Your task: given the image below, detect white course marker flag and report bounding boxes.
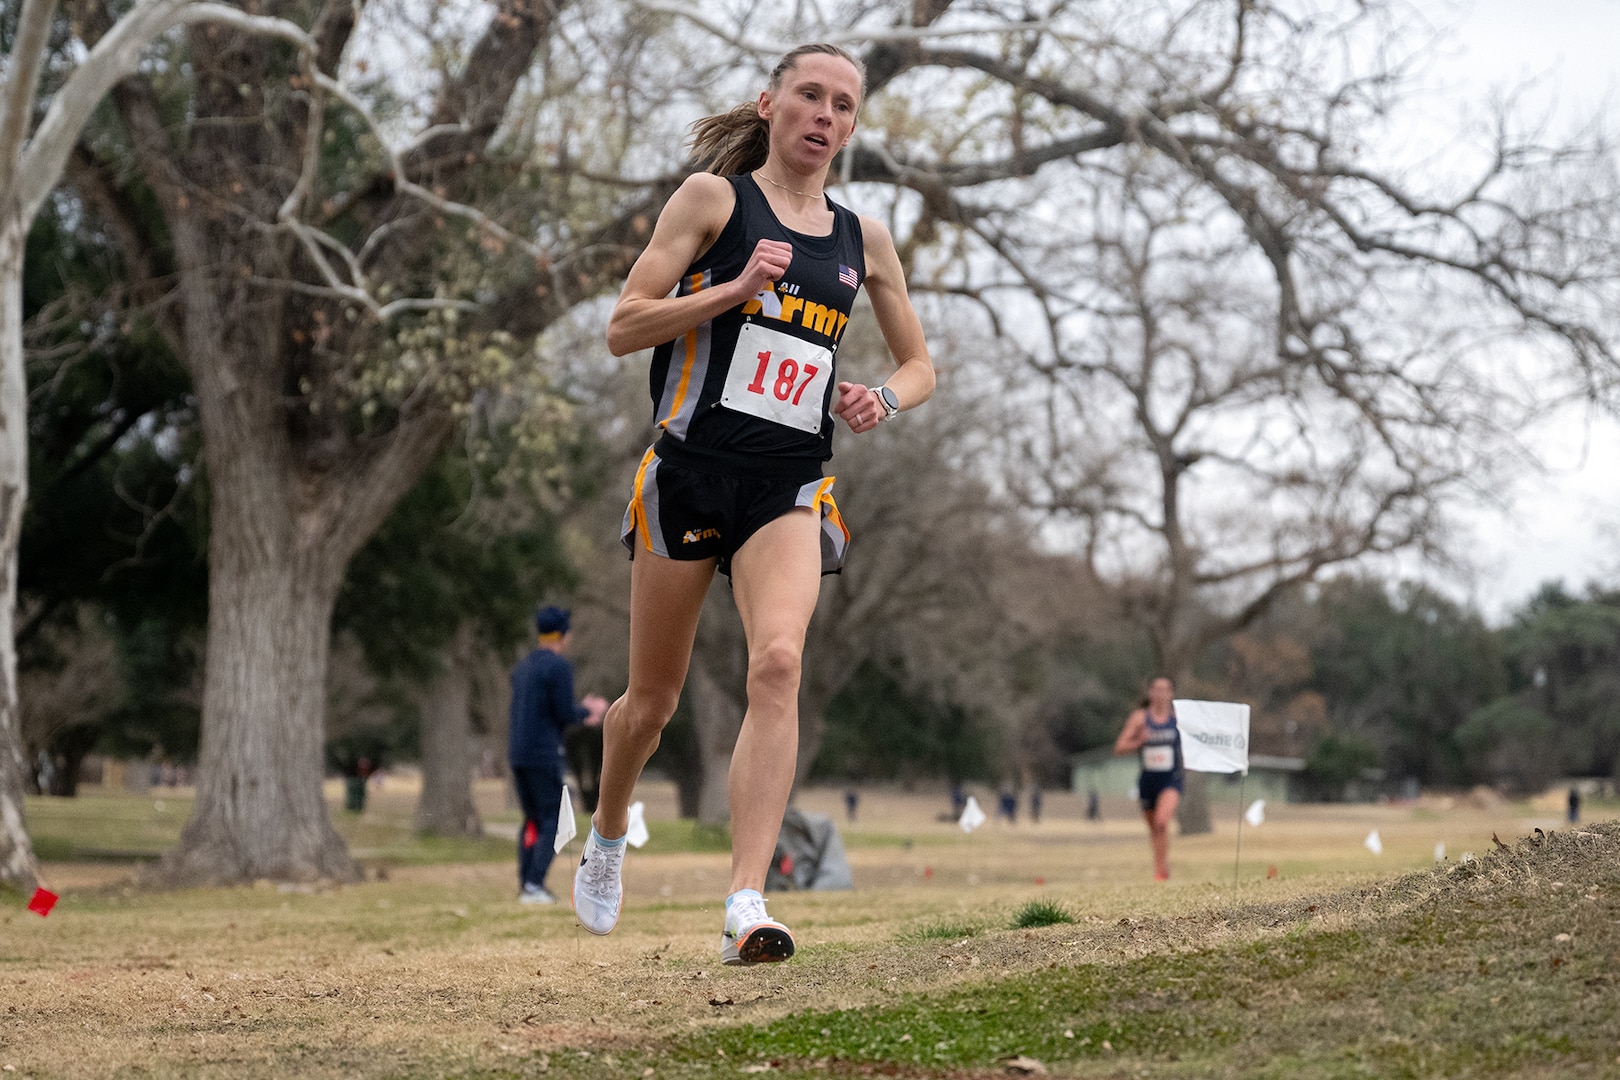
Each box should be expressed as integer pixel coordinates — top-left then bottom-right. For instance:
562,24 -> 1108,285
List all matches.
1173,700 -> 1251,774
1364,829 -> 1383,855
1434,841 -> 1446,862
626,800 -> 650,849
553,784 -> 577,853
959,795 -> 987,833
1245,799 -> 1266,827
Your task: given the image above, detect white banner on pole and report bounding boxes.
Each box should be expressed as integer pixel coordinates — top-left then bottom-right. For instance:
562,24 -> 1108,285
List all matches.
1173,699 -> 1251,774
1364,829 -> 1383,855
553,784 -> 577,853
1245,799 -> 1266,827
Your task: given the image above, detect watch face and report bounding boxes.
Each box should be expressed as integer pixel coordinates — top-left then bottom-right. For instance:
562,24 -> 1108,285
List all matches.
879,386 -> 899,415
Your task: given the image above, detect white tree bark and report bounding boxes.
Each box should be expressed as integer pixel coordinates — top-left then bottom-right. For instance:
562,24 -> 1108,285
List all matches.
0,212 -> 38,891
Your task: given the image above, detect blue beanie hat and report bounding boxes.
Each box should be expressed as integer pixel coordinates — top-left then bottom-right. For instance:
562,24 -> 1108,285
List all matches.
534,606 -> 571,635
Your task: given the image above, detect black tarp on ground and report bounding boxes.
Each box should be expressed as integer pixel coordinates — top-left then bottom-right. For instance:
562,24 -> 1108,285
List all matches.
766,806 -> 854,891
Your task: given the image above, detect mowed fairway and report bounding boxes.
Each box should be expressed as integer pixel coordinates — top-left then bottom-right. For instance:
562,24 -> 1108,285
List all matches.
5,782 -> 1617,1078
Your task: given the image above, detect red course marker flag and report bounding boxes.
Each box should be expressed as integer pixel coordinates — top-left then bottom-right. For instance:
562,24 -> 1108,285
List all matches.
27,888 -> 59,917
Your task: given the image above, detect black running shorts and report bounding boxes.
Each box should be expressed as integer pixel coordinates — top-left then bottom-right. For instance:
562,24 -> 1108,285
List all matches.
1138,770 -> 1184,812
620,441 -> 849,577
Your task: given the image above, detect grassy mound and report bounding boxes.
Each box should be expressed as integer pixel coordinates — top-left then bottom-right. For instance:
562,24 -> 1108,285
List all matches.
553,823 -> 1620,1079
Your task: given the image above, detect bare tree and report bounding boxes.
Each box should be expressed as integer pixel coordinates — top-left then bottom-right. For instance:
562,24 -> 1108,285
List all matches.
993,163 -> 1517,828
1007,166 -> 1501,669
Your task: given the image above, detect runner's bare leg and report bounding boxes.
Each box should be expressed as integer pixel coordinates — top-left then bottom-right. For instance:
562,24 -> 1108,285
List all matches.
593,550 -> 716,840
725,508 -> 823,894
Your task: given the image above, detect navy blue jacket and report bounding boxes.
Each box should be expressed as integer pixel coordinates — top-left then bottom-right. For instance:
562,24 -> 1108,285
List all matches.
508,647 -> 587,768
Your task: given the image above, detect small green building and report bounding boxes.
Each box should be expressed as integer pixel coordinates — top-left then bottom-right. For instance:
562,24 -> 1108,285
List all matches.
1069,747 -> 1305,804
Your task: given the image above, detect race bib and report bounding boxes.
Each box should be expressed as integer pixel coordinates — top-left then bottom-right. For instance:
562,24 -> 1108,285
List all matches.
720,321 -> 834,434
1142,745 -> 1175,772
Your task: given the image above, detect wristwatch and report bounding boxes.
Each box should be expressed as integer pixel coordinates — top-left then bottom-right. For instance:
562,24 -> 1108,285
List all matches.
875,384 -> 900,421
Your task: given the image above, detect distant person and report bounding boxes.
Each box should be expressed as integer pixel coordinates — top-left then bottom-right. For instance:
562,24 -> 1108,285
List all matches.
997,786 -> 1018,824
510,606 -> 608,905
843,787 -> 859,822
338,752 -> 376,813
950,783 -> 967,818
1568,786 -> 1581,824
1085,786 -> 1101,822
1028,783 -> 1043,825
1114,675 -> 1183,881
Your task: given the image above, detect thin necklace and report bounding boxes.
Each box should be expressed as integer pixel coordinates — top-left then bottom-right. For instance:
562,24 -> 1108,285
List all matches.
755,170 -> 823,200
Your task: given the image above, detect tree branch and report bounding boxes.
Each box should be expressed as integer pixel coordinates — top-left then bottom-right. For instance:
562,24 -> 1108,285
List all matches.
17,0 -> 217,219
0,0 -> 59,200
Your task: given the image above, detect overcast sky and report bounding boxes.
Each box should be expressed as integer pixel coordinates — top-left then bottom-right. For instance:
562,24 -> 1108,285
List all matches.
1423,0 -> 1620,620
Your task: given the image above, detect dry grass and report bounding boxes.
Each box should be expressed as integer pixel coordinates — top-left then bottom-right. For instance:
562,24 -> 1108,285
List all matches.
3,782 -> 1612,1078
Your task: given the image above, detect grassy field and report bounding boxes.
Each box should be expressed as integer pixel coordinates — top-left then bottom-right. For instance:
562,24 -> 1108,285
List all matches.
5,781 -> 1617,1078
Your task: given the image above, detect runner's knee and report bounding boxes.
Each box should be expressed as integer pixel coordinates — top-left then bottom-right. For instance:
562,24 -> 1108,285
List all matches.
614,689 -> 680,740
746,638 -> 803,707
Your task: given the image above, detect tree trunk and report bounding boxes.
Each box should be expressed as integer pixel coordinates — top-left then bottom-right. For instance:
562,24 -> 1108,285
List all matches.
153,513 -> 357,885
794,692 -> 830,789
414,623 -> 482,837
1177,772 -> 1213,836
687,661 -> 743,829
0,214 -> 40,892
139,179 -> 453,882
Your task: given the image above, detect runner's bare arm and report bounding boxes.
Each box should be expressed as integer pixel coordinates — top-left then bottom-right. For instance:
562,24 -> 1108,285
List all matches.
834,216 -> 934,428
607,174 -> 788,356
1114,710 -> 1147,755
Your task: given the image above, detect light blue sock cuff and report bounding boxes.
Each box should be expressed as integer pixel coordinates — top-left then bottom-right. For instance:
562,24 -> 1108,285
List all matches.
591,828 -> 627,848
725,889 -> 763,910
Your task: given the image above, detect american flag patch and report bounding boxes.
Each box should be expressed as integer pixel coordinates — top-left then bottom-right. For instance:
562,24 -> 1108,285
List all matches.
838,263 -> 860,289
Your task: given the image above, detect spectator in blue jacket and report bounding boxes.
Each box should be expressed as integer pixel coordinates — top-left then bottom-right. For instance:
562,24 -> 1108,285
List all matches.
510,606 -> 606,904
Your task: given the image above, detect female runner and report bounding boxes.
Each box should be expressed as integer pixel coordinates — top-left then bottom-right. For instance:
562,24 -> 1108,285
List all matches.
573,43 -> 934,965
1113,675 -> 1183,881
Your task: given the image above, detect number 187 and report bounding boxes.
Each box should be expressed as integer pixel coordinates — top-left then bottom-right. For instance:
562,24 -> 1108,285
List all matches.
747,350 -> 819,404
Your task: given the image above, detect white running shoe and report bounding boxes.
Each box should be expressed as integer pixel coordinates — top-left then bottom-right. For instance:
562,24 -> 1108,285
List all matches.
572,829 -> 625,935
519,884 -> 556,905
720,891 -> 795,966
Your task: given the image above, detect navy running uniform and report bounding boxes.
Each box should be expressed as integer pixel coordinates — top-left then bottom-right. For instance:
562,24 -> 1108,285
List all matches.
621,175 -> 863,574
1138,709 -> 1185,812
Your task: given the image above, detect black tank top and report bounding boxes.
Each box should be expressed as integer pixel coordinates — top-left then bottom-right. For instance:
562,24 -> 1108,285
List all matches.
646,175 -> 866,470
